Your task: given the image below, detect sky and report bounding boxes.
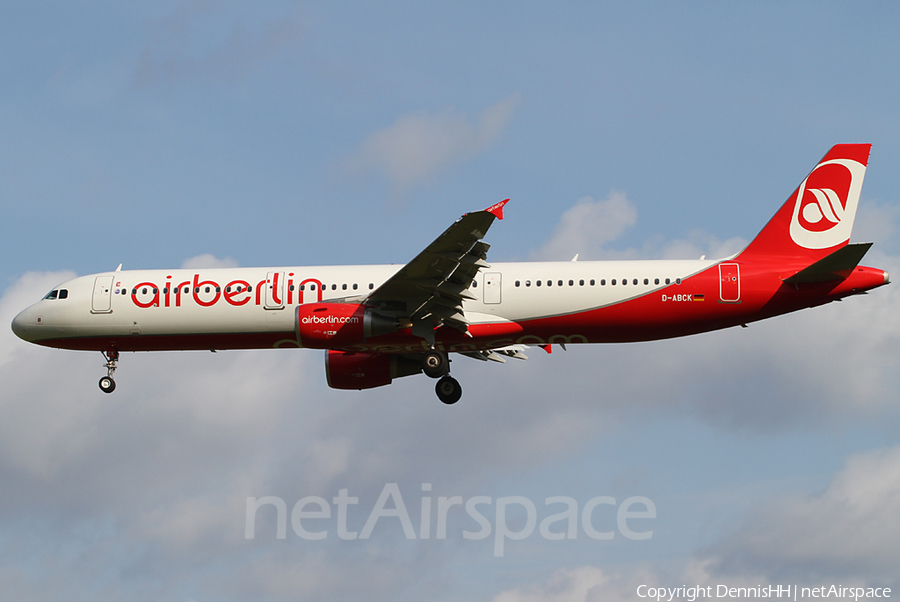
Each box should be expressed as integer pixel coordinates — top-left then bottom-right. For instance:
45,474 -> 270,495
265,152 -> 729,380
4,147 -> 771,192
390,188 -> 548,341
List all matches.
2,2 -> 900,600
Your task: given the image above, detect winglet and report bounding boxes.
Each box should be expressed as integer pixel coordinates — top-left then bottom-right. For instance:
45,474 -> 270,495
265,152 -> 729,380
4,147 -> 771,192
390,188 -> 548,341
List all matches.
485,199 -> 510,220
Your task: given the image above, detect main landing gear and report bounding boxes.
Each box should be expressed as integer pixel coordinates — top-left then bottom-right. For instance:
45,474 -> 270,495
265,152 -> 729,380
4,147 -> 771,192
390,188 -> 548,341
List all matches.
435,375 -> 462,405
99,349 -> 119,394
421,350 -> 462,405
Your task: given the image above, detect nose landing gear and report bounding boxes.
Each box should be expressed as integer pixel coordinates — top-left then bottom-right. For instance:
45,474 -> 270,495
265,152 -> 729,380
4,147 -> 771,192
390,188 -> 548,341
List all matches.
421,350 -> 462,404
99,349 -> 119,393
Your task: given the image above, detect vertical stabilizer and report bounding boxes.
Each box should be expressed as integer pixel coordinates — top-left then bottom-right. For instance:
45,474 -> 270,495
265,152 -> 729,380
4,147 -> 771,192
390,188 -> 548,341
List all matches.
737,144 -> 871,262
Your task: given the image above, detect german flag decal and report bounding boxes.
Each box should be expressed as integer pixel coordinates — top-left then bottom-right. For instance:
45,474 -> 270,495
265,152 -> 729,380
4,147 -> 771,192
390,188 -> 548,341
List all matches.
692,294 -> 705,301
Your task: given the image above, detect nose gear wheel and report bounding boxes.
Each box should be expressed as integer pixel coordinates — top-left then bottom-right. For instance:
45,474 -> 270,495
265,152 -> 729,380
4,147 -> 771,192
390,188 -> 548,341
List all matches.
100,350 -> 119,394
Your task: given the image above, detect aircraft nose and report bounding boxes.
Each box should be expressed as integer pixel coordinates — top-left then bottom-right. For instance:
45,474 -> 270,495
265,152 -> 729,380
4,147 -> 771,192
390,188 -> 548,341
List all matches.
11,308 -> 35,342
885,270 -> 891,285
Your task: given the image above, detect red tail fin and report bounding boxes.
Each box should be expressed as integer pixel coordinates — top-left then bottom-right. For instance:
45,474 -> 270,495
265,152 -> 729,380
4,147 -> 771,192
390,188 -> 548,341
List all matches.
737,144 -> 871,262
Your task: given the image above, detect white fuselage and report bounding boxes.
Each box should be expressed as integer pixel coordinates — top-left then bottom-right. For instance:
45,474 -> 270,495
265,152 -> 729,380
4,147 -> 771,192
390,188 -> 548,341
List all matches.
13,259 -> 716,351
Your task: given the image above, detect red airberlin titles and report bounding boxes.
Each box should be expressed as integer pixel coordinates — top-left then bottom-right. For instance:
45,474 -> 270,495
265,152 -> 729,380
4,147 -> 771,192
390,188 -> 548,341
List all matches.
12,145 -> 889,404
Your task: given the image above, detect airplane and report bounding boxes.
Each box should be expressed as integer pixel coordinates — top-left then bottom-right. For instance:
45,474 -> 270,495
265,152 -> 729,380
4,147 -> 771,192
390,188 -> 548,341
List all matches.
11,144 -> 889,404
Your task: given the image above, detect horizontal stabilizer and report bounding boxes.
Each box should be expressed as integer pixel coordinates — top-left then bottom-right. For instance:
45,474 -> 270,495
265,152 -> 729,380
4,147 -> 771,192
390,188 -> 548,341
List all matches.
783,242 -> 873,284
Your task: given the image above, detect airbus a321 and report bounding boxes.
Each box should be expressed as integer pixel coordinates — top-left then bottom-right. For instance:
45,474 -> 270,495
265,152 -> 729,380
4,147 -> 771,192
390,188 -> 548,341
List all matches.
12,144 -> 889,404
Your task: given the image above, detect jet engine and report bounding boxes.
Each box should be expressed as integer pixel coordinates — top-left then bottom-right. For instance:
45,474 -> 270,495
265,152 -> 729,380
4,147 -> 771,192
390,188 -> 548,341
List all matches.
296,303 -> 397,348
325,350 -> 422,390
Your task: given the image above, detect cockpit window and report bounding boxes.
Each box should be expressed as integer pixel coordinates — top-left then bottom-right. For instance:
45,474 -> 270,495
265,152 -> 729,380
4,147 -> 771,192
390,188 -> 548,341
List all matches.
43,290 -> 58,300
58,289 -> 68,299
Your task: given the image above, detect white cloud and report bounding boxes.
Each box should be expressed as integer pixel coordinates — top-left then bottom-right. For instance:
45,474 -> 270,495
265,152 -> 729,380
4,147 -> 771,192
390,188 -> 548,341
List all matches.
0,271 -> 75,368
658,230 -> 747,260
530,193 -> 747,261
133,4 -> 306,88
492,566 -> 637,602
853,201 -> 900,252
496,443 -> 900,600
706,445 -> 900,581
347,95 -> 519,198
1,211 -> 898,599
181,253 -> 240,269
530,192 -> 637,261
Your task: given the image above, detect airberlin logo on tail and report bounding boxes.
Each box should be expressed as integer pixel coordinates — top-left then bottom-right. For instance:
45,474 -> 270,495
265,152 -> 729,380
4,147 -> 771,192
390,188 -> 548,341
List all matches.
790,158 -> 866,250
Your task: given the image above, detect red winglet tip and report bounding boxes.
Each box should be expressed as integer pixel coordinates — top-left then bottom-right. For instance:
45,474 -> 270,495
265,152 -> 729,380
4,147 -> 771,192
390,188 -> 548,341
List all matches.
539,344 -> 552,354
485,199 -> 510,220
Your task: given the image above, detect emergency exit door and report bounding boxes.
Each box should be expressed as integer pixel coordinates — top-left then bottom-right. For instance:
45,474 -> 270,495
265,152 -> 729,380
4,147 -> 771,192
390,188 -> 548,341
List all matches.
718,263 -> 740,303
91,276 -> 114,313
484,272 -> 502,304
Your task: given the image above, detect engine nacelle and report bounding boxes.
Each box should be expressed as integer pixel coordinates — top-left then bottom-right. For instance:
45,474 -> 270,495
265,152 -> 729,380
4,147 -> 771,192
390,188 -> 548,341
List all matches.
296,303 -> 397,349
325,350 -> 422,390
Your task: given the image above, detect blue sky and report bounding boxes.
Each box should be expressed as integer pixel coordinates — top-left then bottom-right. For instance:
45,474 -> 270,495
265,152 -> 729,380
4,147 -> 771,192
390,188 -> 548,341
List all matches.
2,2 -> 900,600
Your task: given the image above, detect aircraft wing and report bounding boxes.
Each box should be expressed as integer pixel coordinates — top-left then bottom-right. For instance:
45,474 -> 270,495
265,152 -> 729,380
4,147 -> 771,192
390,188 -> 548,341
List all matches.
365,199 -> 508,346
460,344 -> 529,363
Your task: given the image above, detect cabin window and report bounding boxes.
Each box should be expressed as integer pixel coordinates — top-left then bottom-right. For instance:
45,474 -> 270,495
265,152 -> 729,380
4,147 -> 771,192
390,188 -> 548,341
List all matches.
600,279 -> 606,286
611,279 -> 617,285
665,278 -> 671,285
579,279 -> 585,286
558,280 -> 563,286
515,280 -> 520,287
310,285 -> 316,291
655,278 -> 660,285
525,280 -> 531,287
342,284 -> 347,290
353,283 -> 358,290
590,279 -> 595,286
546,280 -> 552,287
676,278 -> 682,284
369,283 -> 374,290
536,280 -> 542,287
568,280 -> 574,286
472,281 -> 478,288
